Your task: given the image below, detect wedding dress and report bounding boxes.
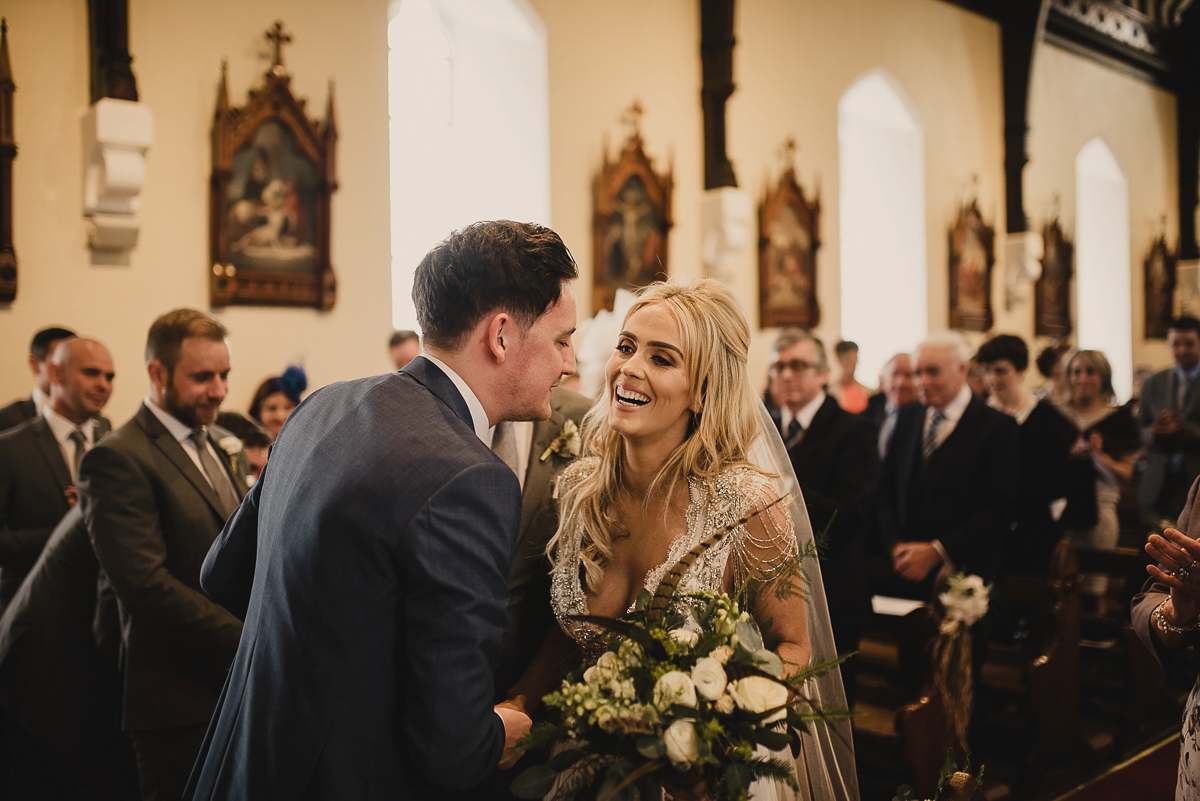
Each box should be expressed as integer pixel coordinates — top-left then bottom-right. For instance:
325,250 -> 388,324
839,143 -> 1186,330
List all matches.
548,406 -> 860,801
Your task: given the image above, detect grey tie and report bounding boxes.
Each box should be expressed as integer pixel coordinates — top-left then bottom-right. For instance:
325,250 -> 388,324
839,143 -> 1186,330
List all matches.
69,429 -> 87,482
492,421 -> 523,489
190,428 -> 240,518
1179,373 -> 1192,410
922,409 -> 945,462
785,418 -> 803,448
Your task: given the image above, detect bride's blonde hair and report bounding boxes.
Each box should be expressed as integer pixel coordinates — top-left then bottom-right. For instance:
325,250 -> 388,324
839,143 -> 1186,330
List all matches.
550,278 -> 765,590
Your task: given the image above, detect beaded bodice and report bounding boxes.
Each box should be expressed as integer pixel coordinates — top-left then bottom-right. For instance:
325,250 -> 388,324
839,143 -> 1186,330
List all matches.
549,458 -> 796,653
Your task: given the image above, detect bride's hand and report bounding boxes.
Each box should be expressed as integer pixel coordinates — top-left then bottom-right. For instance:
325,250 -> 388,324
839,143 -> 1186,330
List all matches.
494,702 -> 532,769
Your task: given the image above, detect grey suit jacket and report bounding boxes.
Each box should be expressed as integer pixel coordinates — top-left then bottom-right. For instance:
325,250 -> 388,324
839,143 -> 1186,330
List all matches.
1138,367 -> 1200,516
0,415 -> 111,611
1133,476 -> 1200,665
0,397 -> 36,432
78,403 -> 246,732
494,386 -> 593,700
188,357 -> 521,800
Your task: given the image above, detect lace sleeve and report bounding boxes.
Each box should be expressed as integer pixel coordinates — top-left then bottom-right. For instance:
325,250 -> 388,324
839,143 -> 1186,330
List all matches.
726,471 -> 800,594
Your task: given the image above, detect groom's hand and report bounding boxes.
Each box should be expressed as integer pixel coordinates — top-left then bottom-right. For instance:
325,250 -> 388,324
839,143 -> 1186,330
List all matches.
494,702 -> 532,769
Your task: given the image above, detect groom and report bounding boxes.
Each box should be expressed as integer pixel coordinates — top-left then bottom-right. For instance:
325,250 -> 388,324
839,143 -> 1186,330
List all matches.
187,221 -> 579,800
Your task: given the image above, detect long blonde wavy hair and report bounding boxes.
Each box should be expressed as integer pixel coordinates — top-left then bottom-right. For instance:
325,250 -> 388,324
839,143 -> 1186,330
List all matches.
549,279 -> 767,590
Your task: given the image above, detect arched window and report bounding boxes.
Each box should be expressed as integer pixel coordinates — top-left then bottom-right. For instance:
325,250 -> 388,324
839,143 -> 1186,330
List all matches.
388,0 -> 551,329
837,70 -> 927,383
1075,137 -> 1132,401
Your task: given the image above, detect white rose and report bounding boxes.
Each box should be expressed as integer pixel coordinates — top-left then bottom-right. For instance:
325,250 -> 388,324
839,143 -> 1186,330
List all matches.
653,670 -> 698,711
669,628 -> 699,647
715,694 -> 735,715
709,645 -> 733,665
218,436 -> 243,455
663,720 -> 699,767
728,676 -> 789,723
691,657 -> 727,701
596,651 -> 619,671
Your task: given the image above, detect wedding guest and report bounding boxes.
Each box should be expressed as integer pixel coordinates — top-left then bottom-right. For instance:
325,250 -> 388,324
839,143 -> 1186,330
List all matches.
1033,342 -> 1071,405
975,334 -> 1075,574
215,412 -> 273,485
0,338 -> 114,613
863,352 -> 918,459
390,329 -> 421,370
0,327 -> 76,432
1057,349 -> 1139,613
189,220 -> 576,799
831,340 -> 869,413
1139,316 -> 1200,524
248,366 -> 307,439
79,309 -> 249,801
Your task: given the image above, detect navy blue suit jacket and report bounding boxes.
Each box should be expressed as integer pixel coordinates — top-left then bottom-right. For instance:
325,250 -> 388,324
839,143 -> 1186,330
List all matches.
187,357 -> 521,800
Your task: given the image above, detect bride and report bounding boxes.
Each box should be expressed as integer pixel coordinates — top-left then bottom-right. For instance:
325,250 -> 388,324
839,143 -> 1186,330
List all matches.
506,279 -> 858,800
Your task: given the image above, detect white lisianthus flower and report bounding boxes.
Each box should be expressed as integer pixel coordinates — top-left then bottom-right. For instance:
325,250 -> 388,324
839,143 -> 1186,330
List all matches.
583,666 -> 601,686
618,639 -> 644,666
596,651 -> 620,671
669,627 -> 699,647
663,720 -> 700,767
710,645 -> 734,665
653,670 -> 698,710
728,676 -> 789,723
715,694 -> 735,715
691,657 -> 727,701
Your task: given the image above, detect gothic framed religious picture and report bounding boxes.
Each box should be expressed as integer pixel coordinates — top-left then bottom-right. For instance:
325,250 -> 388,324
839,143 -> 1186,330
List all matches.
948,199 -> 994,331
1144,234 -> 1176,339
210,22 -> 337,310
1035,218 -> 1073,337
592,102 -> 673,314
758,149 -> 820,329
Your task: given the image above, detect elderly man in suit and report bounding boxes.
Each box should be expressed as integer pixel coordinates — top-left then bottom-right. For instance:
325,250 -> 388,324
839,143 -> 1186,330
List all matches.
877,331 -> 1019,596
0,327 -> 76,432
0,337 -> 114,613
79,309 -> 248,801
0,507 -> 138,800
766,329 -> 879,707
188,221 -> 577,801
863,352 -> 918,459
1139,315 -> 1200,523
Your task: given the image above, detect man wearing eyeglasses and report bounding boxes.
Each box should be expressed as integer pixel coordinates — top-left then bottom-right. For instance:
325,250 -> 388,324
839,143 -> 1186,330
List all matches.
768,329 -> 879,707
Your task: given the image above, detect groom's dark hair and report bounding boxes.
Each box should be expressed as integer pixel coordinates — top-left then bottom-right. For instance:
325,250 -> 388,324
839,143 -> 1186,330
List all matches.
413,220 -> 578,352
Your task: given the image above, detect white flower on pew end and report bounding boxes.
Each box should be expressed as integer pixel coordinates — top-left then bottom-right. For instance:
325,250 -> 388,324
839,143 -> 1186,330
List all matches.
727,676 -> 789,723
939,572 -> 990,627
663,719 -> 700,767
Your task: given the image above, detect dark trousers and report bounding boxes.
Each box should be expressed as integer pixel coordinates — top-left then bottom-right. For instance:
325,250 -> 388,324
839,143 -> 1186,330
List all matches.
130,725 -> 207,801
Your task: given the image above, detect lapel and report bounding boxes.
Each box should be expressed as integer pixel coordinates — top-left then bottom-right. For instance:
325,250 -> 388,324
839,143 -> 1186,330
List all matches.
923,398 -> 980,484
134,404 -> 228,522
207,425 -> 250,500
521,403 -> 568,537
28,417 -> 73,493
401,356 -> 474,431
790,395 -> 838,462
92,416 -> 112,441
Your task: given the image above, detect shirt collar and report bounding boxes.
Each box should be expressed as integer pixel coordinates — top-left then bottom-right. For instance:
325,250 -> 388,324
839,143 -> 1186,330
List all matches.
932,384 -> 972,422
31,387 -> 46,414
41,404 -> 93,447
145,397 -> 200,445
1175,363 -> 1200,384
421,353 -> 491,445
792,391 -> 827,431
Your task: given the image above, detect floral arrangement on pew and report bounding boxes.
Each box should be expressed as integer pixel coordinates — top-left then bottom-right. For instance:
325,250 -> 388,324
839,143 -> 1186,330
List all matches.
511,497 -> 850,801
894,751 -> 985,801
931,572 -> 990,753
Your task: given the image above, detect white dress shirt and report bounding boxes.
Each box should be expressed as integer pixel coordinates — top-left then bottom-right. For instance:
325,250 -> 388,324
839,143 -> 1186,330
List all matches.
421,353 -> 491,445
923,384 -> 972,452
144,398 -> 230,491
41,405 -> 96,483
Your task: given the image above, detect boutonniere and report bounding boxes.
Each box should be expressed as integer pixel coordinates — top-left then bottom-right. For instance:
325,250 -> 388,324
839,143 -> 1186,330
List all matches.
539,419 -> 581,462
218,436 -> 244,474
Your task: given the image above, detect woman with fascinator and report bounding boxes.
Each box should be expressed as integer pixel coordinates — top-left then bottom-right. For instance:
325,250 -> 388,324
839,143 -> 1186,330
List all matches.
248,365 -> 308,439
505,279 -> 857,800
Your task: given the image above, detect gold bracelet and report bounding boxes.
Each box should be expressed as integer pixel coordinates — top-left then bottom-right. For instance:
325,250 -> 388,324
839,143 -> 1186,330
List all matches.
1152,598 -> 1200,635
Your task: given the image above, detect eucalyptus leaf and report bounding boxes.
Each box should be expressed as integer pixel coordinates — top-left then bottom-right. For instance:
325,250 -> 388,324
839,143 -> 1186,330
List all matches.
736,621 -> 764,652
754,649 -> 784,677
510,765 -> 560,799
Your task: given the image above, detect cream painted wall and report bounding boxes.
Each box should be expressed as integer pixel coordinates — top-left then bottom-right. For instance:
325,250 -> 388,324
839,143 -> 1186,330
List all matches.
0,0 -> 1182,415
1027,42 -> 1179,379
0,0 -> 392,427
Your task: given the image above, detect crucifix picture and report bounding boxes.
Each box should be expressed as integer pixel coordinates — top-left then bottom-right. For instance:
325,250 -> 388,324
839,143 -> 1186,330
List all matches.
210,21 -> 338,310
592,102 -> 673,314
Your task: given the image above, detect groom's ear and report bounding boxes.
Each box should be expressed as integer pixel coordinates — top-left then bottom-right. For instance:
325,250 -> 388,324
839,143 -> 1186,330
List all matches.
485,311 -> 511,364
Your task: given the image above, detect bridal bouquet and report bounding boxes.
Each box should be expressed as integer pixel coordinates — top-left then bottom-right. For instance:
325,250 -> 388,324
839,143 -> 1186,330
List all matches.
512,584 -> 844,801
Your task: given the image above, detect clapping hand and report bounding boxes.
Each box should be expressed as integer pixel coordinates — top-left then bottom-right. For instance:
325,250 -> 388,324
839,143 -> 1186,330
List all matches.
1146,527 -> 1200,624
1154,410 -> 1183,438
892,542 -> 942,582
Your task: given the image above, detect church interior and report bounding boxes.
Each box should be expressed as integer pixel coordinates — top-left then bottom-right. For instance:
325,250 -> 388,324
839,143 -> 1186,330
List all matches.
2,0 -> 1200,799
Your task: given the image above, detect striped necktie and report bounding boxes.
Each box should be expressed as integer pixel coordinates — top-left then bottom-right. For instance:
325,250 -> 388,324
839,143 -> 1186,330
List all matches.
922,409 -> 945,461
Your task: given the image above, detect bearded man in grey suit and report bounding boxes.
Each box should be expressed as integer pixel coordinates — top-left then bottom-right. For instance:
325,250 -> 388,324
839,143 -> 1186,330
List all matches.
79,309 -> 249,801
188,221 -> 578,801
0,337 -> 114,613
